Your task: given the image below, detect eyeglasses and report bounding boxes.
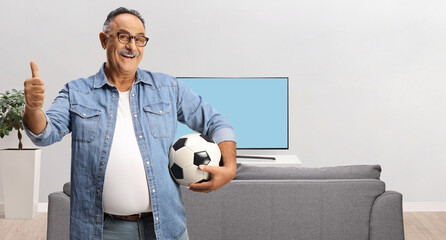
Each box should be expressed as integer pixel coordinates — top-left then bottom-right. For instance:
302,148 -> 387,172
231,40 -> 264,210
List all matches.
106,32 -> 149,47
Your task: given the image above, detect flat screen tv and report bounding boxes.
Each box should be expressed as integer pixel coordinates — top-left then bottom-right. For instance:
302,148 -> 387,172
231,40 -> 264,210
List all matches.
176,77 -> 289,150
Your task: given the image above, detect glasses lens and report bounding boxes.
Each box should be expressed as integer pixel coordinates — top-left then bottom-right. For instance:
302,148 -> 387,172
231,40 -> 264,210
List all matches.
135,36 -> 148,47
117,33 -> 130,44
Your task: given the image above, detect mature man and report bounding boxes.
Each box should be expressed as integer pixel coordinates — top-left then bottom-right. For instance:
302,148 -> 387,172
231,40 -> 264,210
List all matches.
23,7 -> 237,240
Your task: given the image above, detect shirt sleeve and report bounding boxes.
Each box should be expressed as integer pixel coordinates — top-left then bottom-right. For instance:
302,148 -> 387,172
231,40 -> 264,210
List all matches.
211,127 -> 237,144
23,84 -> 71,146
23,113 -> 53,142
175,79 -> 237,144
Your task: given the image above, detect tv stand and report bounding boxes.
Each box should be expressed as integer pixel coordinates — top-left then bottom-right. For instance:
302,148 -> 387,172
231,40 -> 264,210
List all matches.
236,155 -> 301,167
236,155 -> 276,160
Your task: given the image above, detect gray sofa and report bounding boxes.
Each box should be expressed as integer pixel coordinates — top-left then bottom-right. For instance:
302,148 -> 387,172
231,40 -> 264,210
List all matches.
47,164 -> 405,240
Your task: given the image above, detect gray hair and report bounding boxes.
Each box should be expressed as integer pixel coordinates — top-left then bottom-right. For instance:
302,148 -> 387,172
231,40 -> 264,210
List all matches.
102,7 -> 145,32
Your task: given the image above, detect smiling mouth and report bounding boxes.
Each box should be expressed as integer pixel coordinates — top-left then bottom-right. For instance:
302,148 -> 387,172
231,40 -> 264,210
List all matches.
121,53 -> 136,59
118,49 -> 139,59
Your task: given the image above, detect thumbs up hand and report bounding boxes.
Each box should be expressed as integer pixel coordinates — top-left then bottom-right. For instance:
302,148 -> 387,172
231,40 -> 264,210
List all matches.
24,61 -> 45,110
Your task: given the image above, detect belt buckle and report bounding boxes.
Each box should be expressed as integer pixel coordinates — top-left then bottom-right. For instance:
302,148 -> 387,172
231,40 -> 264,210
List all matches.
138,213 -> 142,219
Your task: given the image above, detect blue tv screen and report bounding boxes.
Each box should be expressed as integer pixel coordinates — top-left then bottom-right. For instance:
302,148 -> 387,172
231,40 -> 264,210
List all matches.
176,77 -> 289,149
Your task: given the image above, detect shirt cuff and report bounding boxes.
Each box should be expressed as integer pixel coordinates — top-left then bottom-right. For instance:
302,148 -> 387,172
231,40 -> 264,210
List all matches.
22,113 -> 52,141
211,128 -> 237,144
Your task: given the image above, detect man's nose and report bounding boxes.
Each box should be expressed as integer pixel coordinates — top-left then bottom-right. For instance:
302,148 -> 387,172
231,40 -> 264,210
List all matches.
125,38 -> 137,50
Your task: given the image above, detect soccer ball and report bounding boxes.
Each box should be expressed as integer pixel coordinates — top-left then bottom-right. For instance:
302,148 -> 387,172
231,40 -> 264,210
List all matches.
169,133 -> 222,186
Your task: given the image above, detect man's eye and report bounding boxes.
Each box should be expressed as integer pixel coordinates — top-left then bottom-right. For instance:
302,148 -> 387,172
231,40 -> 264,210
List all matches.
119,35 -> 129,40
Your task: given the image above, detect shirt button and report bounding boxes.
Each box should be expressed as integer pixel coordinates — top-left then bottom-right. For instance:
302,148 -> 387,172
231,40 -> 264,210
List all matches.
101,162 -> 105,166
134,114 -> 137,118
96,217 -> 100,221
146,161 -> 150,165
139,135 -> 143,138
82,113 -> 86,116
132,94 -> 135,97
159,110 -> 163,114
106,136 -> 110,140
112,94 -> 116,98
109,115 -> 113,118
152,189 -> 156,193
97,189 -> 101,193
155,217 -> 159,221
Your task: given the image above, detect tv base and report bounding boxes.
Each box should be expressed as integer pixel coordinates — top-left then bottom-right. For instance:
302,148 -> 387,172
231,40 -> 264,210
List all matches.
236,155 -> 276,160
236,155 -> 301,167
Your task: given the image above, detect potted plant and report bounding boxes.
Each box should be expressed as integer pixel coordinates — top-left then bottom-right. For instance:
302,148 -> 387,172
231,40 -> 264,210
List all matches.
0,89 -> 26,149
0,89 -> 41,219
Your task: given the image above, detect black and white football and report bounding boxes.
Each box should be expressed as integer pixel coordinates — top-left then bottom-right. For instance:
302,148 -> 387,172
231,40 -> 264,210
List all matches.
169,133 -> 221,186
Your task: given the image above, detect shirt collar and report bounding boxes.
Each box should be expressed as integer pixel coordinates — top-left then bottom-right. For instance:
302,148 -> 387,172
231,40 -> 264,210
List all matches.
134,68 -> 153,85
93,63 -> 153,88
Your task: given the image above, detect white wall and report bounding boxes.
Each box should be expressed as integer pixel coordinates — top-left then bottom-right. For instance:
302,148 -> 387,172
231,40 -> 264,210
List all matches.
1,0 -> 445,206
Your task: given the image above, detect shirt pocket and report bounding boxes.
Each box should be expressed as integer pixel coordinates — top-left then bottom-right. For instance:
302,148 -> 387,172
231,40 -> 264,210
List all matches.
69,104 -> 102,143
143,102 -> 174,138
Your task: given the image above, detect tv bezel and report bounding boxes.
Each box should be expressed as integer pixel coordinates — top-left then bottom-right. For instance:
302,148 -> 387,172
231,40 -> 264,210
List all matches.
176,76 -> 289,150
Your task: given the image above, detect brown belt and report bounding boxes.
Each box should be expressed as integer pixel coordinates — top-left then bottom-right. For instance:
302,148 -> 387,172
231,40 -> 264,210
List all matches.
105,212 -> 153,221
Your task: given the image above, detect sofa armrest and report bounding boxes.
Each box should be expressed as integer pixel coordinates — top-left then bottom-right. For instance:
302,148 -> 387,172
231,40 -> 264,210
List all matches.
370,191 -> 405,240
47,191 -> 70,240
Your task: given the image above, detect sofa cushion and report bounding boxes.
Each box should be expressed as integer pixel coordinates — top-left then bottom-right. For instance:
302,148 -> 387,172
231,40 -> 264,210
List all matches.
234,164 -> 381,180
182,179 -> 386,240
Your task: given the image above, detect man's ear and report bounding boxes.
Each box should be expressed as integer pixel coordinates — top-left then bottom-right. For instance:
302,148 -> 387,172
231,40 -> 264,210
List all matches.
99,32 -> 107,49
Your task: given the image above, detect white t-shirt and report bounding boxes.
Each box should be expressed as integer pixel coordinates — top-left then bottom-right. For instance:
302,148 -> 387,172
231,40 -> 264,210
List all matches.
102,90 -> 152,215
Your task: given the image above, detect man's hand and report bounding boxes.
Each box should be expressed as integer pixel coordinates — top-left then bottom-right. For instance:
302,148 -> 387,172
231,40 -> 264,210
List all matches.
24,61 -> 45,110
189,141 -> 237,193
23,61 -> 47,135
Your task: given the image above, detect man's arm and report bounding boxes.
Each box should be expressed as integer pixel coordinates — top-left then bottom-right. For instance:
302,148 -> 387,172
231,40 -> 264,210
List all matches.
189,140 -> 237,193
23,108 -> 47,135
175,78 -> 237,193
23,61 -> 47,135
23,61 -> 70,146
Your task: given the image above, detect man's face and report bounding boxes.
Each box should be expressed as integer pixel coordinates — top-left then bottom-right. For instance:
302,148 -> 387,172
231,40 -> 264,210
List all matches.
101,14 -> 145,76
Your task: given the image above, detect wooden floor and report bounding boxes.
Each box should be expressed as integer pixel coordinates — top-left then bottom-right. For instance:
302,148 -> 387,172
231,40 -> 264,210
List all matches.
404,212 -> 446,240
0,213 -> 47,240
0,212 -> 445,240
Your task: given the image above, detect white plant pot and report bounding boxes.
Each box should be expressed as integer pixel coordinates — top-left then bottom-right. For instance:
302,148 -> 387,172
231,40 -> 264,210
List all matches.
0,149 -> 41,219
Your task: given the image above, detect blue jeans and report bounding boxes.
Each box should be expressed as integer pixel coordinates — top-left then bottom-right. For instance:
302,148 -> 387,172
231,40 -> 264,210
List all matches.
103,214 -> 189,240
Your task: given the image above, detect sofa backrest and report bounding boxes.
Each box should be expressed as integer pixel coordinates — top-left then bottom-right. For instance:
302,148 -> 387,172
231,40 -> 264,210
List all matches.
62,164 -> 382,196
234,164 -> 381,180
63,182 -> 71,196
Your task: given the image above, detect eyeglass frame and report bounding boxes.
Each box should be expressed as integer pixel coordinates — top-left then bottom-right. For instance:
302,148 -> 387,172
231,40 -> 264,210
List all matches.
105,32 -> 149,47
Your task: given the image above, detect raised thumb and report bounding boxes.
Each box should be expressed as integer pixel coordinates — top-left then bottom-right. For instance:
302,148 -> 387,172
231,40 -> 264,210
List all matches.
30,61 -> 39,78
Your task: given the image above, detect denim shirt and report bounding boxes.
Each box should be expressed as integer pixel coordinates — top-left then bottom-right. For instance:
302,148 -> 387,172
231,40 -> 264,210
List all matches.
24,63 -> 236,240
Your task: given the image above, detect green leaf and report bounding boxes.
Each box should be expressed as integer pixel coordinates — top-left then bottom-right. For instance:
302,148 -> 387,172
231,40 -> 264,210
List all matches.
0,88 -> 25,142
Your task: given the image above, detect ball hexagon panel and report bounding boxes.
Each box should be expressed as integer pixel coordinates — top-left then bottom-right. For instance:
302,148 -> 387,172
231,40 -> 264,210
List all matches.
184,135 -> 207,153
205,142 -> 221,165
183,165 -> 209,183
175,178 -> 191,186
172,147 -> 195,169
